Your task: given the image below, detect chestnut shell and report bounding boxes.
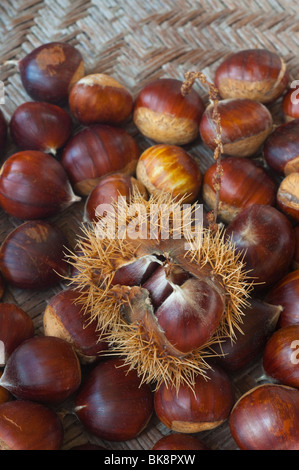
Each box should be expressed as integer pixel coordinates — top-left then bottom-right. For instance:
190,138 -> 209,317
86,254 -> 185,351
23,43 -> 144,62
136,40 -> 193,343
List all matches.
18,42 -> 84,105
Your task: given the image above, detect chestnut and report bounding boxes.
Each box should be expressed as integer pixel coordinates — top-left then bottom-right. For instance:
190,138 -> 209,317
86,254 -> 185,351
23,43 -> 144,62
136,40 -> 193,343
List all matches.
17,41 -> 84,105
0,336 -> 81,404
61,124 -> 139,196
214,49 -> 289,103
136,144 -> 202,203
0,273 -> 4,300
282,86 -> 299,121
0,400 -> 64,450
152,433 -> 209,450
10,101 -> 73,155
133,78 -> 205,145
229,384 -> 299,450
199,98 -> 273,157
0,150 -> 80,220
203,157 -> 276,223
225,204 -> 295,289
212,298 -> 281,373
74,358 -> 154,441
154,364 -> 235,433
43,288 -> 108,364
263,119 -> 299,175
0,220 -> 70,289
0,372 -> 12,405
263,325 -> 299,388
0,109 -> 7,157
69,73 -> 133,125
0,303 -> 34,365
266,270 -> 299,328
84,172 -> 147,222
277,172 -> 299,222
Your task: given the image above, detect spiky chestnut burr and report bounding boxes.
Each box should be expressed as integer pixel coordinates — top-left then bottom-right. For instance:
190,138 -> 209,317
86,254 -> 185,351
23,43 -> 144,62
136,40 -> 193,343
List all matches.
66,73 -> 253,390
67,190 -> 252,390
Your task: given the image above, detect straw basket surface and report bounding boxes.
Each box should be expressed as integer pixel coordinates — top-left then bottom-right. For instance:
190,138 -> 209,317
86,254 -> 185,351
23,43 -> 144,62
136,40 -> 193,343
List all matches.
0,0 -> 298,450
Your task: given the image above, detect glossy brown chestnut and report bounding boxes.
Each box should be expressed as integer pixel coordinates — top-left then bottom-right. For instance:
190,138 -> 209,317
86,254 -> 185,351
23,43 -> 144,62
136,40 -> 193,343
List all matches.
203,157 -> 276,223
0,400 -> 64,450
154,365 -> 235,433
214,49 -> 289,103
43,288 -> 108,364
10,102 -> 73,155
0,273 -> 4,300
263,119 -> 299,175
136,144 -> 202,203
0,336 -> 81,404
133,78 -> 205,145
266,270 -> 299,328
229,384 -> 299,450
0,109 -> 7,157
0,372 -> 12,405
225,204 -> 295,289
152,433 -> 209,450
69,73 -> 133,125
263,325 -> 299,388
0,220 -> 70,289
277,172 -> 299,222
18,41 -> 84,105
74,358 -> 154,441
212,298 -> 281,373
199,98 -> 273,157
0,303 -> 34,365
84,173 -> 147,222
61,124 -> 139,196
0,150 -> 80,220
282,86 -> 299,121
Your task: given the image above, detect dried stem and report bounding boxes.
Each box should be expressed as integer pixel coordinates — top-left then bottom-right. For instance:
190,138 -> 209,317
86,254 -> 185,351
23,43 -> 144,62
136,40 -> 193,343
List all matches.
181,71 -> 223,231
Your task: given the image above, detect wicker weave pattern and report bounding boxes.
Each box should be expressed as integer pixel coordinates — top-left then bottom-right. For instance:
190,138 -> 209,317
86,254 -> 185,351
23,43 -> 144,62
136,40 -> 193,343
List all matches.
0,0 -> 298,450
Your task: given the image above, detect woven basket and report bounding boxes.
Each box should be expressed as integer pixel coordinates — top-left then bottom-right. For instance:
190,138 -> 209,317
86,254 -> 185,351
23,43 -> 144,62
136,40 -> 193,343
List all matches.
0,0 -> 297,450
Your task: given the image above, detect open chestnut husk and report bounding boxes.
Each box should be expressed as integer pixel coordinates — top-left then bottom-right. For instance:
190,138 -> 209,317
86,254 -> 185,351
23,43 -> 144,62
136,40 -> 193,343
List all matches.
43,288 -> 108,364
0,400 -> 64,450
10,102 -> 73,155
0,336 -> 81,404
225,204 -> 295,289
16,41 -> 84,105
69,73 -> 133,125
229,384 -> 299,450
266,270 -> 299,327
0,220 -> 70,289
61,124 -> 139,196
263,325 -> 299,388
263,119 -> 299,175
74,358 -> 154,441
0,303 -> 34,365
67,190 -> 252,390
199,98 -> 273,157
154,364 -> 235,433
133,78 -> 205,145
136,144 -> 202,203
203,157 -> 276,223
212,298 -> 281,373
214,48 -> 289,103
0,150 -> 80,220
